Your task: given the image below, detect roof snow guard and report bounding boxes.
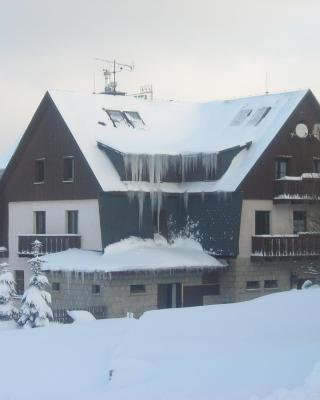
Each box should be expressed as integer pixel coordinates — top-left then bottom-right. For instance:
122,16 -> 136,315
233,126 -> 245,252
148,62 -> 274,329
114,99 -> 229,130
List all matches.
97,142 -> 250,183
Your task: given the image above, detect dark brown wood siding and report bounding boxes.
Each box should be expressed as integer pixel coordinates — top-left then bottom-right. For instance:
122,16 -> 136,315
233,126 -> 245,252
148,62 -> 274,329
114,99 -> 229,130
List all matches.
2,94 -> 101,202
238,91 -> 320,199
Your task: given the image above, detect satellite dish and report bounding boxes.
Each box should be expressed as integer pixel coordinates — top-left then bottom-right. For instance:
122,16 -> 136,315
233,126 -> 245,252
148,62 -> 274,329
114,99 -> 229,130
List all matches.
295,123 -> 309,138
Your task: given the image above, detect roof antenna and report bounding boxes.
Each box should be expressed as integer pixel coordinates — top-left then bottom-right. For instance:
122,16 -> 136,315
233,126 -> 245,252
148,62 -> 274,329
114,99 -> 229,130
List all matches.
94,58 -> 134,95
265,72 -> 269,95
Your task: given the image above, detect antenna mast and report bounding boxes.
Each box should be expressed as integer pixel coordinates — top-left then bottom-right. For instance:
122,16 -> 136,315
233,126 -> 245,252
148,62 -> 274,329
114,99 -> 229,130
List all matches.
95,58 -> 134,95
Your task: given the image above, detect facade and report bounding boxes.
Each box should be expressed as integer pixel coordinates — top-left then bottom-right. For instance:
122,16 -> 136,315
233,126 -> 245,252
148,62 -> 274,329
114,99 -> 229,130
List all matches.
1,88 -> 320,319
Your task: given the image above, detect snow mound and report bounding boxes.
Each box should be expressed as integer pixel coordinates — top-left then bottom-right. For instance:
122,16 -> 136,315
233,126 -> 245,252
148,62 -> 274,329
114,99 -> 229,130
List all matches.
0,289 -> 320,399
67,310 -> 96,323
42,235 -> 224,272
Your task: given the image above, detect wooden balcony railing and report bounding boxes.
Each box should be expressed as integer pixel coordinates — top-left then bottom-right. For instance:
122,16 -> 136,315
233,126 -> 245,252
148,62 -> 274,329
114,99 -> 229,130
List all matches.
274,175 -> 320,201
18,234 -> 81,257
252,233 -> 320,259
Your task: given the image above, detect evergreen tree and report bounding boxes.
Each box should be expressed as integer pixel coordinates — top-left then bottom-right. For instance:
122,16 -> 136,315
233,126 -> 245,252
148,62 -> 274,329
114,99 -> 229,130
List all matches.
17,240 -> 53,328
0,263 -> 18,320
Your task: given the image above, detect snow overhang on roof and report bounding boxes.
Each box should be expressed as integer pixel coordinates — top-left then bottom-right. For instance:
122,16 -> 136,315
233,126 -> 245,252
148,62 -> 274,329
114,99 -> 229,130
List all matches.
42,236 -> 226,274
48,89 -> 308,192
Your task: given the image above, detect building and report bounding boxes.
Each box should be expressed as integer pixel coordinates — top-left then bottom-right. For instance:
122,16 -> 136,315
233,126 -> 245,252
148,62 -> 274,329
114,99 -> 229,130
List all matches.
0,88 -> 319,318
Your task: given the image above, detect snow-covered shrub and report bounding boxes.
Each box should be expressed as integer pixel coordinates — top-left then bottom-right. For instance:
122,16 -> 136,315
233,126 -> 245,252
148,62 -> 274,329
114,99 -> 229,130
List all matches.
17,241 -> 53,328
0,263 -> 18,321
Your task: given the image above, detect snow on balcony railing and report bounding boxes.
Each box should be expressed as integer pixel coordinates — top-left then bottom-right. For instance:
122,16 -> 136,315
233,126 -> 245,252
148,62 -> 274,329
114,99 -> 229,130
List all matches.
251,233 -> 320,258
18,235 -> 81,256
274,175 -> 320,201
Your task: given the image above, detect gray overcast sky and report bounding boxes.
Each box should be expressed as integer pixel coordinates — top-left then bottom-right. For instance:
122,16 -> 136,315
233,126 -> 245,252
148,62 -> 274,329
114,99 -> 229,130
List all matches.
1,0 -> 320,153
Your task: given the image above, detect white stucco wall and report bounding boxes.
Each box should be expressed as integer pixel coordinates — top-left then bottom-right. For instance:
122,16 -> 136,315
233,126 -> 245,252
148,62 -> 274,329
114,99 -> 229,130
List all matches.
8,200 -> 102,277
238,200 -> 317,258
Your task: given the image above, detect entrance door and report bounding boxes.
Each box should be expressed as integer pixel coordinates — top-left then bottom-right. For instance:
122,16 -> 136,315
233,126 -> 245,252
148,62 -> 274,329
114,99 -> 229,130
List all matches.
157,283 -> 182,309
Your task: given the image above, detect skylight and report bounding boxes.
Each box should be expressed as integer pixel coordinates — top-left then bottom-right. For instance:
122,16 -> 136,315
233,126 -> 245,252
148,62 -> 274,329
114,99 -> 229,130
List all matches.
248,107 -> 271,126
104,109 -> 129,128
230,109 -> 252,126
124,111 -> 145,128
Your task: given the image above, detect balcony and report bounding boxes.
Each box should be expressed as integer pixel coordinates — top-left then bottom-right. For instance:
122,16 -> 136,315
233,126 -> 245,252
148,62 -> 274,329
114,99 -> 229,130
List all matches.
0,247 -> 8,258
251,232 -> 320,260
18,234 -> 81,257
274,174 -> 320,202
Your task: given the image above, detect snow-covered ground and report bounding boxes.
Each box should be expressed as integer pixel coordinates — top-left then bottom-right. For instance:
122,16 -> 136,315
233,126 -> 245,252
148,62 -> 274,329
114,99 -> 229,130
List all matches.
0,289 -> 320,400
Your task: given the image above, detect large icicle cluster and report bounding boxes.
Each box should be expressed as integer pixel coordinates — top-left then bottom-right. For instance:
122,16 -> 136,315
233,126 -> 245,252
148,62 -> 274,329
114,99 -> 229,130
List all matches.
123,152 -> 218,183
123,152 -> 218,232
0,263 -> 18,321
17,240 -> 53,328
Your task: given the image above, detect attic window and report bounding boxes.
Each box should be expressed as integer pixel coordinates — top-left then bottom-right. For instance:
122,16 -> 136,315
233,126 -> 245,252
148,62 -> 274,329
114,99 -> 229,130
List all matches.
230,109 -> 252,126
124,111 -> 145,128
248,107 -> 271,126
104,109 -> 129,128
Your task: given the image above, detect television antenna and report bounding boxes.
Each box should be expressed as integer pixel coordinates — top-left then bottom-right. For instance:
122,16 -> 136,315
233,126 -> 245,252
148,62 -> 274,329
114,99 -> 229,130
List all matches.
95,58 -> 134,95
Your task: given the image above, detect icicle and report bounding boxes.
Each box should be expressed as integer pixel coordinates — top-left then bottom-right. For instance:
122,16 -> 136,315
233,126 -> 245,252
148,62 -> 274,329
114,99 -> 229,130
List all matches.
156,190 -> 163,233
201,191 -> 205,203
137,191 -> 145,228
183,191 -> 189,210
65,270 -> 72,290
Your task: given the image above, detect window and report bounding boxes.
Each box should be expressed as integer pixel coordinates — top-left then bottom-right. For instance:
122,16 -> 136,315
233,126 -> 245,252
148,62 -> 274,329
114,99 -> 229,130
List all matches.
255,211 -> 270,235
104,109 -> 129,128
52,282 -> 60,291
130,284 -> 146,294
34,159 -> 45,183
34,211 -> 46,234
293,211 -> 307,234
63,157 -> 74,182
230,109 -> 252,126
264,280 -> 278,289
248,107 -> 271,126
275,158 -> 289,179
246,281 -> 260,290
66,210 -> 78,234
313,159 -> 320,173
92,284 -> 100,295
123,111 -> 145,128
15,270 -> 24,296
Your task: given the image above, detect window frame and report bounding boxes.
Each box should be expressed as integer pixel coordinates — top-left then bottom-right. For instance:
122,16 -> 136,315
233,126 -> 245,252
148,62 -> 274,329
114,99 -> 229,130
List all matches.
52,282 -> 60,291
62,156 -> 75,183
255,210 -> 270,235
275,157 -> 290,179
15,270 -> 24,296
34,211 -> 46,234
313,158 -> 320,173
66,210 -> 79,234
34,158 -> 45,184
293,211 -> 307,234
246,281 -> 260,290
92,284 -> 101,295
264,280 -> 278,289
130,284 -> 146,294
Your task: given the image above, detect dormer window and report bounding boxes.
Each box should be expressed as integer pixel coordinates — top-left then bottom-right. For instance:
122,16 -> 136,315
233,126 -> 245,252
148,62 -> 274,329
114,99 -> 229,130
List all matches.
248,107 -> 271,126
63,156 -> 74,182
230,109 -> 252,126
104,109 -> 129,128
34,159 -> 45,183
124,111 -> 145,128
103,109 -> 145,128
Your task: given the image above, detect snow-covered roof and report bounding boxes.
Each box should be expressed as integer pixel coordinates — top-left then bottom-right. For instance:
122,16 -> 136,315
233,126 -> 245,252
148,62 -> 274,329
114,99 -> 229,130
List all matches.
42,236 -> 225,273
49,89 -> 308,192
